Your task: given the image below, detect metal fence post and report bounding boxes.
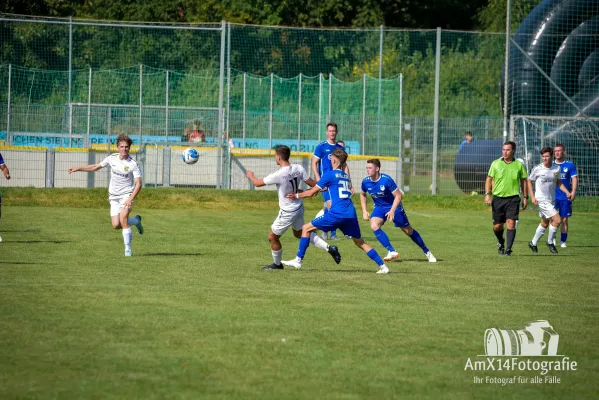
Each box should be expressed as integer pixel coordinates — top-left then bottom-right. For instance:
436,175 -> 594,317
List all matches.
139,64 -> 143,147
328,73 -> 332,122
7,64 -> 11,144
397,74 -> 403,188
45,148 -> 55,188
242,72 -> 246,148
86,68 -> 92,148
432,27 -> 441,195
362,73 -> 366,155
318,73 -> 322,142
163,145 -> 171,187
269,73 -> 273,150
68,17 -> 73,147
216,20 -> 226,189
165,70 -> 169,142
377,25 -> 383,155
298,73 -> 302,152
226,21 -> 231,137
503,0 -> 512,140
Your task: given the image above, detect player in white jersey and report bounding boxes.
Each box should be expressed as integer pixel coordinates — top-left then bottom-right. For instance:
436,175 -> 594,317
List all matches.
527,147 -> 572,254
68,134 -> 144,257
245,145 -> 341,270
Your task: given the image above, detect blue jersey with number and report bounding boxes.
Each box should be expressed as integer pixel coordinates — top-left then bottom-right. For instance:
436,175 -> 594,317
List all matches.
361,173 -> 401,209
313,141 -> 344,177
553,160 -> 577,201
316,169 -> 356,218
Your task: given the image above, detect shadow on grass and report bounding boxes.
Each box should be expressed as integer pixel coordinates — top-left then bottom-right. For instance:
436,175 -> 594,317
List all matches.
6,240 -> 71,244
0,229 -> 42,233
141,252 -> 204,257
0,261 -> 52,265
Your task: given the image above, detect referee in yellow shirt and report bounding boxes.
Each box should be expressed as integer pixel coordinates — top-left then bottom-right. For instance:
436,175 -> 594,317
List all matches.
484,141 -> 528,256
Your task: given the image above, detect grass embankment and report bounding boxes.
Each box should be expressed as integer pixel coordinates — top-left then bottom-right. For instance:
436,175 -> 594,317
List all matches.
2,187 -> 490,211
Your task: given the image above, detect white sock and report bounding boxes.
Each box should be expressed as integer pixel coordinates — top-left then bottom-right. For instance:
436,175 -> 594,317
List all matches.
309,232 -> 329,251
272,249 -> 282,265
548,225 -> 558,244
122,227 -> 132,248
531,224 -> 546,245
128,216 -> 139,226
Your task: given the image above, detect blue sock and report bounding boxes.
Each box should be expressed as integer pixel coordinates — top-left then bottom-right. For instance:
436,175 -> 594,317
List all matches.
366,248 -> 384,267
561,233 -> 568,243
297,237 -> 310,259
410,229 -> 429,254
373,229 -> 394,251
330,229 -> 337,238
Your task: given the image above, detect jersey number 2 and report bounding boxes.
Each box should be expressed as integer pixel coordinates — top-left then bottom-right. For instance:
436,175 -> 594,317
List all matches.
338,180 -> 351,199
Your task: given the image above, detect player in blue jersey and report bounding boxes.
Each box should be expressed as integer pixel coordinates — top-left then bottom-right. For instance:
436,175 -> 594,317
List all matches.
360,159 -> 437,263
0,152 -> 11,243
283,149 -> 390,274
553,144 -> 578,248
312,123 -> 351,240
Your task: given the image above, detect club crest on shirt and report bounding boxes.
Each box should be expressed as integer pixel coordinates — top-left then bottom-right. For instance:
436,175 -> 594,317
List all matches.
124,166 -> 129,172
380,185 -> 385,191
563,167 -> 568,172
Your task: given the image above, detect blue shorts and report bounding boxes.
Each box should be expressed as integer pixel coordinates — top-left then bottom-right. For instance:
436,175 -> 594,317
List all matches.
371,206 -> 410,228
312,212 -> 362,239
555,199 -> 572,218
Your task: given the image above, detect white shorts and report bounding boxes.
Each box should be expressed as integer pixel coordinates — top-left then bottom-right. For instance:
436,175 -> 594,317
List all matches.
537,200 -> 558,220
109,196 -> 133,217
271,205 -> 305,236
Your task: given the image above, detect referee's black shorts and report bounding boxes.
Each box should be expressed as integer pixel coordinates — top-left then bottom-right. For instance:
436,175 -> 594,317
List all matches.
492,195 -> 521,224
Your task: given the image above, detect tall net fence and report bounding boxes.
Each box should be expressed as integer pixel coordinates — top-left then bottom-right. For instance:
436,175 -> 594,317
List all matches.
512,115 -> 599,212
505,0 -> 599,211
0,11 -> 597,207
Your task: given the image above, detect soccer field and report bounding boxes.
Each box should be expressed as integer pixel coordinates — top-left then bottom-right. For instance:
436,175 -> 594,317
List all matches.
1,189 -> 598,399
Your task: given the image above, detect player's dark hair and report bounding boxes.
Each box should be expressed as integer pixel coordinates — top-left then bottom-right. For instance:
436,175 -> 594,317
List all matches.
465,131 -> 472,137
332,148 -> 347,166
337,140 -> 345,147
116,134 -> 133,147
503,141 -> 516,151
555,143 -> 565,151
326,122 -> 338,131
274,145 -> 291,161
540,147 -> 553,156
367,158 -> 381,169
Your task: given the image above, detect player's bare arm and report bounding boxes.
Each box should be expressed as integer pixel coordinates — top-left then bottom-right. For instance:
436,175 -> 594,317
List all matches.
527,180 -> 537,205
0,164 -> 10,180
286,185 -> 321,200
123,177 -> 142,210
304,177 -> 318,188
386,190 -> 402,222
520,178 -> 528,209
245,170 -> 265,187
570,175 -> 578,200
311,156 -> 320,181
556,178 -> 572,200
68,163 -> 102,173
359,191 -> 370,221
484,176 -> 493,205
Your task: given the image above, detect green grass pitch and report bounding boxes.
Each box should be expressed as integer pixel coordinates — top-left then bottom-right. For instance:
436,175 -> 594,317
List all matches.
1,188 -> 598,399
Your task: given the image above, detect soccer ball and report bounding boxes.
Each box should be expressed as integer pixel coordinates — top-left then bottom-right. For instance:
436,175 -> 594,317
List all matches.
182,148 -> 199,164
